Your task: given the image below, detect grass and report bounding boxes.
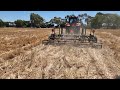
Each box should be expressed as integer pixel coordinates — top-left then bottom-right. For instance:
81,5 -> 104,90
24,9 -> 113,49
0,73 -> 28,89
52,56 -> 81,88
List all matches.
0,28 -> 51,54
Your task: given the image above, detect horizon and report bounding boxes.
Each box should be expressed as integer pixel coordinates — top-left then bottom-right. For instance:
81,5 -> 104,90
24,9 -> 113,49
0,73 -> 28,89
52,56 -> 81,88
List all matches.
0,11 -> 120,22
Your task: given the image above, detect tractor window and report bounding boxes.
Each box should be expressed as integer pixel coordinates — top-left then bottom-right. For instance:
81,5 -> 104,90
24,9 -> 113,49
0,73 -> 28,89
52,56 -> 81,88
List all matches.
69,18 -> 77,23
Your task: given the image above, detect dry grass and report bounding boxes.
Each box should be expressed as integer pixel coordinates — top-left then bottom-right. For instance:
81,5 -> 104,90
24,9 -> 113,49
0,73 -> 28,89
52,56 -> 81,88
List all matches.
95,29 -> 120,37
0,28 -> 51,54
0,28 -> 120,79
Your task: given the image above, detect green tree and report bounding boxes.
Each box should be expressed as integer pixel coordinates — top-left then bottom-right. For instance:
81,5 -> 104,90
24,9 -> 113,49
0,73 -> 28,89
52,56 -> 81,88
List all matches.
114,14 -> 120,29
78,13 -> 93,29
102,14 -> 120,29
91,12 -> 120,29
91,12 -> 105,29
30,13 -> 44,28
15,20 -> 26,27
0,19 -> 5,27
50,17 -> 61,25
54,17 -> 61,25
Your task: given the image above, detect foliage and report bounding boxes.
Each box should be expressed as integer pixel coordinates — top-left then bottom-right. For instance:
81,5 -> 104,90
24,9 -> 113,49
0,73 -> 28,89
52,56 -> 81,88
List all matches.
30,13 -> 44,28
14,20 -> 26,27
0,19 -> 5,27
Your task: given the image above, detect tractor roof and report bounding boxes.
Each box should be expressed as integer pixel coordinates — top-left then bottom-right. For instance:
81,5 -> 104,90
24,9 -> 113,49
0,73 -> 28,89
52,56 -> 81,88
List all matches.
65,15 -> 78,18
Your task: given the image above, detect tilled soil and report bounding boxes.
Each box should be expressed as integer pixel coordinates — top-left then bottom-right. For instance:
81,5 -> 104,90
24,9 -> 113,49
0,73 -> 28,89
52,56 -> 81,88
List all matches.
0,29 -> 120,79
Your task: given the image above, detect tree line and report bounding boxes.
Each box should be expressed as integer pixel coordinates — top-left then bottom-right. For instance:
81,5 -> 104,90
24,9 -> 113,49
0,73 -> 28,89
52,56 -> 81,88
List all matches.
0,12 -> 120,29
90,12 -> 120,29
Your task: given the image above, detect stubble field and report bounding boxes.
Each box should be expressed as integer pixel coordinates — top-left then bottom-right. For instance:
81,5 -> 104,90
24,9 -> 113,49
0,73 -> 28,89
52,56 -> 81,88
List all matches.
0,28 -> 120,79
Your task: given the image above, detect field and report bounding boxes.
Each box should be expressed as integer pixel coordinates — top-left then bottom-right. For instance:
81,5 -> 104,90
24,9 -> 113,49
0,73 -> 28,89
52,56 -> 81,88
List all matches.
0,28 -> 120,79
0,28 -> 51,54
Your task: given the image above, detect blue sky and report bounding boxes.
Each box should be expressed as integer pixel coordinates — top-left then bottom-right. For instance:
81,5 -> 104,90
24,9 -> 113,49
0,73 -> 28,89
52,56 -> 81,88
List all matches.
0,11 -> 120,22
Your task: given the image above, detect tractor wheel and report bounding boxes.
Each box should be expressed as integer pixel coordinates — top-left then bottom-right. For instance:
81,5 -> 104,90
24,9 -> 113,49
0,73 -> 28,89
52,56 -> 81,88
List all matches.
93,37 -> 97,43
88,38 -> 90,42
88,36 -> 91,42
79,36 -> 85,43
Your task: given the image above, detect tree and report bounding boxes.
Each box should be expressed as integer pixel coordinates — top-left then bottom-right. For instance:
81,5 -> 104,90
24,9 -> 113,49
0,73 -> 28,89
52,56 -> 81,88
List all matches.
4,22 -> 9,27
0,19 -> 5,27
114,14 -> 120,29
91,12 -> 105,29
96,12 -> 104,15
101,13 -> 120,29
78,13 -> 93,29
30,13 -> 44,28
50,17 -> 62,25
48,17 -> 62,28
91,12 -> 120,29
14,20 -> 26,27
5,22 -> 16,27
54,17 -> 61,25
86,16 -> 94,29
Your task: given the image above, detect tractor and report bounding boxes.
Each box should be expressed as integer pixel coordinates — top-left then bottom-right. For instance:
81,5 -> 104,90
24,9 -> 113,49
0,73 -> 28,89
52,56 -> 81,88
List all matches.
42,14 -> 102,48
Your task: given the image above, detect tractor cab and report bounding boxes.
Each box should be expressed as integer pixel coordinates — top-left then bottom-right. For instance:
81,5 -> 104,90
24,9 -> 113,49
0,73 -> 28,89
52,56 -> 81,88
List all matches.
69,16 -> 78,24
42,14 -> 102,49
65,15 -> 80,35
65,15 -> 79,25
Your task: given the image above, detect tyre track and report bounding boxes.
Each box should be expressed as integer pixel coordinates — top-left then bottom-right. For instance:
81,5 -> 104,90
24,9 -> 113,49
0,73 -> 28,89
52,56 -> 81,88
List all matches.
86,49 -> 113,79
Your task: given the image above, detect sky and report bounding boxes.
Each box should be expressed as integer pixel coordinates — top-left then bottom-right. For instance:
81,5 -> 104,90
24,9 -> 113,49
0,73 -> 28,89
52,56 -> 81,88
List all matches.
0,11 -> 120,22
